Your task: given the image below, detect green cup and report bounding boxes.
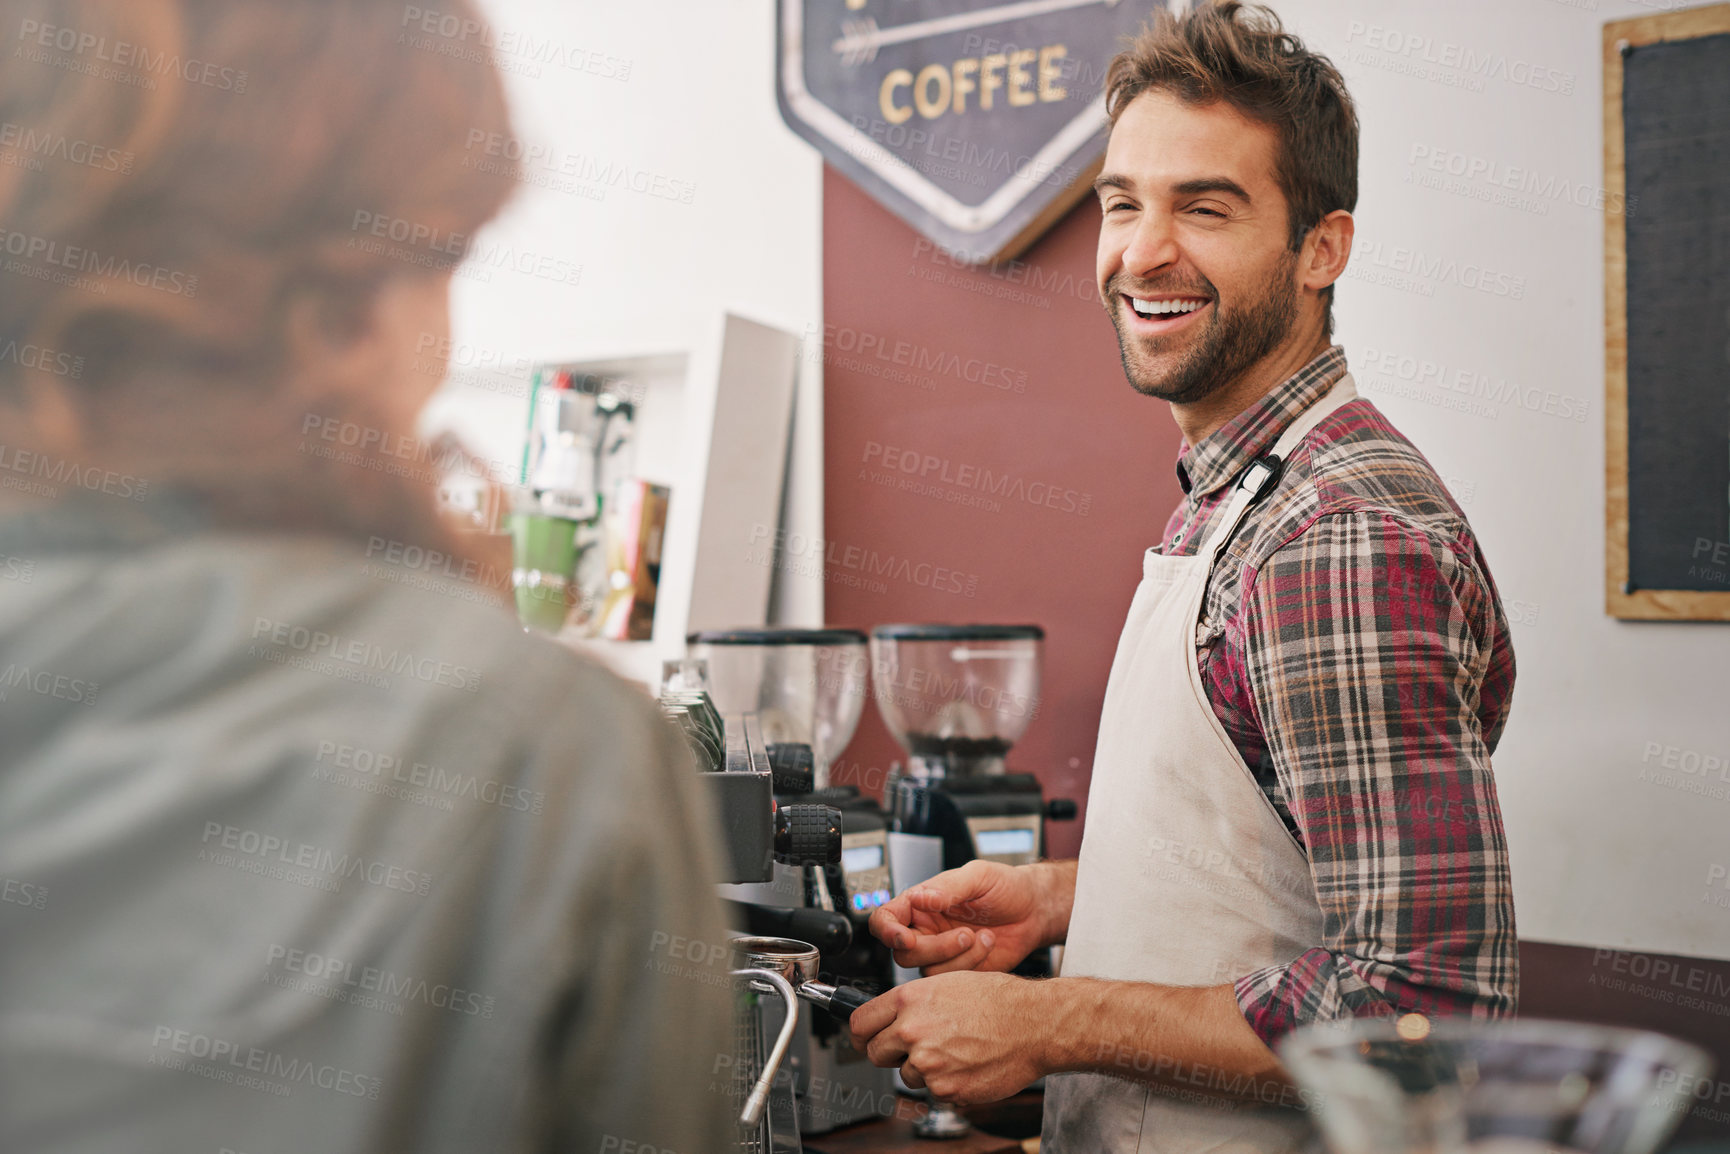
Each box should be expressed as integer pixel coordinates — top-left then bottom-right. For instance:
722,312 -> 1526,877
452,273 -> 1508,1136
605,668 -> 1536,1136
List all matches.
508,510 -> 580,633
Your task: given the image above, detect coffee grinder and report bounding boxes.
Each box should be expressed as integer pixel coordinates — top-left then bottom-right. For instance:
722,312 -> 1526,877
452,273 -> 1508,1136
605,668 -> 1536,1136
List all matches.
871,624 -> 1075,879
688,629 -> 900,1135
866,624 -> 1074,1137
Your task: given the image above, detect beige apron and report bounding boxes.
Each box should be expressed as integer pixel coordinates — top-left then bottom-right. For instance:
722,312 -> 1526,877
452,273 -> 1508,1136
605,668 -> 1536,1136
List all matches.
1042,377 -> 1358,1154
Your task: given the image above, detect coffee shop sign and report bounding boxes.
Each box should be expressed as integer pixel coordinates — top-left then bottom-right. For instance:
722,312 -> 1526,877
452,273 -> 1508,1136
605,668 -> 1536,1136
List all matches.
777,0 -> 1170,263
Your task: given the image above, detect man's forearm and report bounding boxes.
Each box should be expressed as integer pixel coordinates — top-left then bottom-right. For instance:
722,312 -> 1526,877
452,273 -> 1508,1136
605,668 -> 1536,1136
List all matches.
1037,978 -> 1311,1110
1028,858 -> 1078,946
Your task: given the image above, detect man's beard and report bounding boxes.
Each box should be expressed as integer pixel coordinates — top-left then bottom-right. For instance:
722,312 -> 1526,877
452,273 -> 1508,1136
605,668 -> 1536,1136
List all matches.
1104,250 -> 1300,404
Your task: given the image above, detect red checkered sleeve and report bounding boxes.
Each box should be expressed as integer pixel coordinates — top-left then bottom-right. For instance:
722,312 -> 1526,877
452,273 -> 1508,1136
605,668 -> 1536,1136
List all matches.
1230,510 -> 1519,1044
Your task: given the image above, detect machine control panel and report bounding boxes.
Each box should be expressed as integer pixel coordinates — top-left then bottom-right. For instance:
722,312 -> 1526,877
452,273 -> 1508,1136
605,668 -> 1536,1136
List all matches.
964,814 -> 1043,867
839,829 -> 893,913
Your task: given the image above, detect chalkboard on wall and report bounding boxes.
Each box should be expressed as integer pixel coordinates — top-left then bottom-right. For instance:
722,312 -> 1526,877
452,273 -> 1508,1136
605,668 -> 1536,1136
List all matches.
1605,4 -> 1730,621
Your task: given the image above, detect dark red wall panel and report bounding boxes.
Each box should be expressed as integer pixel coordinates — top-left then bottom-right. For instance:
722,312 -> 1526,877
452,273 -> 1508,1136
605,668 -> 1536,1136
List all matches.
819,164 -> 1186,859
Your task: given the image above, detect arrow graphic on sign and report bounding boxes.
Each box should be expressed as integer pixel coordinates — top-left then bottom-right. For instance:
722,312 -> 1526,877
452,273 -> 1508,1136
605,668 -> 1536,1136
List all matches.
833,0 -> 1123,67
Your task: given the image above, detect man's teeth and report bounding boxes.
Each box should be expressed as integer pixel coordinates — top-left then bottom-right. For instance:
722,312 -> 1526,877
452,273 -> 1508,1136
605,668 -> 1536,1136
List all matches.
1130,297 -> 1206,317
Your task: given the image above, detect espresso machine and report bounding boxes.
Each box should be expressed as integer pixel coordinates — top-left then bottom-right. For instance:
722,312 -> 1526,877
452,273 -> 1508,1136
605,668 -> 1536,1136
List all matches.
658,682 -> 869,1153
728,937 -> 878,1154
686,629 -> 901,1137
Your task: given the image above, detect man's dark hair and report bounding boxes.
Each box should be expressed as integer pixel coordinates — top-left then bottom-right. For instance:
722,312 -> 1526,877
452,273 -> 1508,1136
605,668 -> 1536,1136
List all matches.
1106,0 -> 1358,329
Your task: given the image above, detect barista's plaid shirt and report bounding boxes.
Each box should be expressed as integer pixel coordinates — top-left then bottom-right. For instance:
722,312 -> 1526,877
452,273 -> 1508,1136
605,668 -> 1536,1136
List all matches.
1158,344 -> 1517,1044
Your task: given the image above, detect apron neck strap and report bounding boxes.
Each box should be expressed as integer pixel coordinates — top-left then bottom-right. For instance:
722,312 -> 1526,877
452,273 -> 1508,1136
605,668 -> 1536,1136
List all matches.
1199,372 -> 1359,562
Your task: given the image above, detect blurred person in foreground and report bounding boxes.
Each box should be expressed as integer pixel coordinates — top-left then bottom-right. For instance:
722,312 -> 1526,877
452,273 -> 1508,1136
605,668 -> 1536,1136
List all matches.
0,1 -> 730,1151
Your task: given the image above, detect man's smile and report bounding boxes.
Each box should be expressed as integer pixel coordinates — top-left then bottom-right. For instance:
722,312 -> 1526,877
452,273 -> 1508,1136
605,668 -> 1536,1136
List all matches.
1121,293 -> 1212,336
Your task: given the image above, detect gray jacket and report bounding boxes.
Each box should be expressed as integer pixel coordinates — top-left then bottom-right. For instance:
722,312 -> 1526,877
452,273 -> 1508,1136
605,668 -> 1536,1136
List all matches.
0,496 -> 732,1153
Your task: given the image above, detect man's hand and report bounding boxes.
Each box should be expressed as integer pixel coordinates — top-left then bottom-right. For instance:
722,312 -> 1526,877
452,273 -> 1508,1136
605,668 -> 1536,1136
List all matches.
867,859 -> 1069,975
849,971 -> 1048,1106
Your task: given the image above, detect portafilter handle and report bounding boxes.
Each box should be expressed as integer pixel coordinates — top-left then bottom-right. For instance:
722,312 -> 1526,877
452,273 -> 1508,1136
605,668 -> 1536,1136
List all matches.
797,980 -> 875,1020
731,967 -> 799,1129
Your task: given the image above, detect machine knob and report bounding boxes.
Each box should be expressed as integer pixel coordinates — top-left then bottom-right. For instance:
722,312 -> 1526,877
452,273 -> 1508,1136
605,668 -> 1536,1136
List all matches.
774,803 -> 842,866
1045,798 -> 1078,821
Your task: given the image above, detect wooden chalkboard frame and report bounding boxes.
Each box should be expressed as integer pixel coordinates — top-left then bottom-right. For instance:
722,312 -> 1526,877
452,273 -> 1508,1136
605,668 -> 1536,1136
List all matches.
1604,3 -> 1730,621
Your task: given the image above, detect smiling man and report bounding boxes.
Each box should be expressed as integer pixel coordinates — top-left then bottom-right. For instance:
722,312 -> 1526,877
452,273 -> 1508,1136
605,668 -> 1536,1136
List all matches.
850,4 -> 1519,1151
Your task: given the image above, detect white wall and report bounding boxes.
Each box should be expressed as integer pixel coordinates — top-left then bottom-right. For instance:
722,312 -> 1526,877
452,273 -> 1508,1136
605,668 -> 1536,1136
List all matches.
427,0 -> 1730,962
423,0 -> 827,628
1281,0 -> 1729,960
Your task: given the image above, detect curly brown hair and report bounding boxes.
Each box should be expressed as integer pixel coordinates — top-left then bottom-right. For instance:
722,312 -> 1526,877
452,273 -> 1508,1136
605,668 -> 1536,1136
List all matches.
0,0 -> 518,546
1106,1 -> 1357,322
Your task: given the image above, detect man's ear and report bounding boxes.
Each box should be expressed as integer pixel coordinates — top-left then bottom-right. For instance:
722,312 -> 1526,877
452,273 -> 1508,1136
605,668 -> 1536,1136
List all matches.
1302,209 -> 1354,294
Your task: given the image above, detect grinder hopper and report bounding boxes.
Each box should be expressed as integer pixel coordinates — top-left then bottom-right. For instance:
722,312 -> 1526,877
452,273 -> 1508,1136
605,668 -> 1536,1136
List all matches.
868,624 -> 1042,780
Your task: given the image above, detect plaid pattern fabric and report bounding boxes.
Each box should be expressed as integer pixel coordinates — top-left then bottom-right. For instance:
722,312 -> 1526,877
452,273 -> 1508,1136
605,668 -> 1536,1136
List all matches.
1155,345 -> 1518,1045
